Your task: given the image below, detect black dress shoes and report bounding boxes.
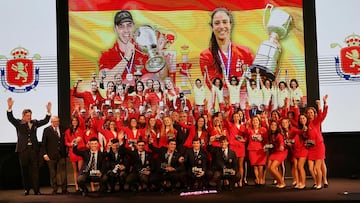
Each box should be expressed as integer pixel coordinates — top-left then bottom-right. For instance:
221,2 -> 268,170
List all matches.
24,190 -> 29,196
81,191 -> 87,197
34,191 -> 42,195
62,190 -> 70,194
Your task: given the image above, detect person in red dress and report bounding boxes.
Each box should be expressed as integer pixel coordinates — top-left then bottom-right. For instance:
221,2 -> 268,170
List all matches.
158,116 -> 177,148
145,80 -> 166,112
293,114 -> 309,189
305,95 -> 328,190
224,111 -> 247,187
245,116 -> 268,186
141,116 -> 162,151
122,117 -> 143,149
267,120 -> 287,189
64,116 -> 85,192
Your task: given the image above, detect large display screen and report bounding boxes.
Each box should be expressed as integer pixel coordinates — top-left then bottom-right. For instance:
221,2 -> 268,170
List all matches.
316,0 -> 360,133
0,0 -> 58,143
69,0 -> 305,122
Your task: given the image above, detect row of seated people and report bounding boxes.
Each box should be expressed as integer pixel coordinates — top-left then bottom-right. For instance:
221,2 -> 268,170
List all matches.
73,136 -> 238,196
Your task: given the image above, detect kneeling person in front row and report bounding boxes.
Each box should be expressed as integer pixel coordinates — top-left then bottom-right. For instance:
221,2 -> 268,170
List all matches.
73,137 -> 108,196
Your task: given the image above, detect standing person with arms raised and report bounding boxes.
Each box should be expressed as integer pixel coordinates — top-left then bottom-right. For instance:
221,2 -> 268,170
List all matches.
6,97 -> 52,196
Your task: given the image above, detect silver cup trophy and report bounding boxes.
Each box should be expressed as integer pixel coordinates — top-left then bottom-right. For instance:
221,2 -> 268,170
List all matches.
250,4 -> 292,81
134,25 -> 166,73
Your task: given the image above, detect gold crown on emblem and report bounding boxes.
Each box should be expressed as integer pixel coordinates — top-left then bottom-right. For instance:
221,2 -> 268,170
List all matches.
11,47 -> 28,59
345,33 -> 360,47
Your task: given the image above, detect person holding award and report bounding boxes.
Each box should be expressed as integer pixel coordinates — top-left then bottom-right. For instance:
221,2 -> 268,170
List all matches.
98,10 -> 149,88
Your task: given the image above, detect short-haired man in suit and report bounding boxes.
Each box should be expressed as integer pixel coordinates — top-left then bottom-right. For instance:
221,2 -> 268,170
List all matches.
105,138 -> 129,192
73,137 -> 108,196
183,137 -> 209,190
149,138 -> 187,191
125,139 -> 157,192
41,116 -> 68,195
6,97 -> 51,196
207,135 -> 239,191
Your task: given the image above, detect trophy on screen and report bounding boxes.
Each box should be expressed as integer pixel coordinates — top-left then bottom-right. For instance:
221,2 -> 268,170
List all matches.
250,4 -> 292,81
134,25 -> 166,73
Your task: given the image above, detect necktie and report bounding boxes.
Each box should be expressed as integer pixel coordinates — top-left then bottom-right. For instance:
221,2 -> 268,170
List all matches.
195,151 -> 198,157
55,128 -> 60,137
223,149 -> 227,160
90,153 -> 96,170
140,152 -> 145,165
167,153 -> 172,165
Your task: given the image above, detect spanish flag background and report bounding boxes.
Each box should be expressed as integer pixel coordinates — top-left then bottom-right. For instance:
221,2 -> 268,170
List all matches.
69,0 -> 304,110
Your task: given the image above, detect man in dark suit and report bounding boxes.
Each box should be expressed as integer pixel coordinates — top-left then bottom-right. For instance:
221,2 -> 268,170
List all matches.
105,138 -> 129,192
6,97 -> 51,196
149,139 -> 187,191
41,116 -> 68,195
183,137 -> 209,190
207,136 -> 239,191
125,139 -> 157,192
73,137 -> 108,196
173,111 -> 190,155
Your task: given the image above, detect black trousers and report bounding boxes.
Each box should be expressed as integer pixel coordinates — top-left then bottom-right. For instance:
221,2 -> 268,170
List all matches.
18,146 -> 40,192
47,157 -> 67,192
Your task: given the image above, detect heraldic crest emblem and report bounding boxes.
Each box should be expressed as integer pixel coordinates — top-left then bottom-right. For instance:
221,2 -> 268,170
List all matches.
331,33 -> 360,81
0,47 -> 41,92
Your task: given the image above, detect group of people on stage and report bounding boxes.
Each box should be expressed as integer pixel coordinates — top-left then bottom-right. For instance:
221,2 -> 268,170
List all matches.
6,8 -> 328,198
6,91 -> 329,197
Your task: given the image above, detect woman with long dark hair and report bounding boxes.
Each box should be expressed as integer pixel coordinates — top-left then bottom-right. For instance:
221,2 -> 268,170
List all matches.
199,7 -> 254,90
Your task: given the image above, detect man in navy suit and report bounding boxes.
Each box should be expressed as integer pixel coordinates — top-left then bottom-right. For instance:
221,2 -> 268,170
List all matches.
73,137 -> 108,196
41,116 -> 68,195
149,139 -> 187,191
207,136 -> 239,191
183,137 -> 209,190
125,139 -> 157,192
7,97 -> 51,196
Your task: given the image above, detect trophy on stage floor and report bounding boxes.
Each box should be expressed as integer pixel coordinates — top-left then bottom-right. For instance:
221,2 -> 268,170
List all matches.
250,3 -> 292,81
134,25 -> 166,73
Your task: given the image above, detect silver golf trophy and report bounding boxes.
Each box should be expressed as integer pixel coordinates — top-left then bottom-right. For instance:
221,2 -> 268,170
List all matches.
134,25 -> 166,73
250,4 -> 292,81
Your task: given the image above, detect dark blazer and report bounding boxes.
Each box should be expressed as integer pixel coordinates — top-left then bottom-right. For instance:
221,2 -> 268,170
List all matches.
106,148 -> 130,173
73,145 -> 107,175
207,145 -> 238,172
149,144 -> 185,173
173,122 -> 190,154
7,111 -> 51,153
127,149 -> 156,174
41,125 -> 67,160
183,148 -> 207,174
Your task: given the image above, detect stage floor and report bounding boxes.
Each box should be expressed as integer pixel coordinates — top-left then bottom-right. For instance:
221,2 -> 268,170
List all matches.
0,178 -> 359,203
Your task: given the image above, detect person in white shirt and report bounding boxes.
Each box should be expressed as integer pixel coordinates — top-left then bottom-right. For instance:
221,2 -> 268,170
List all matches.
260,78 -> 276,111
288,78 -> 303,107
223,63 -> 246,112
246,68 -> 263,109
